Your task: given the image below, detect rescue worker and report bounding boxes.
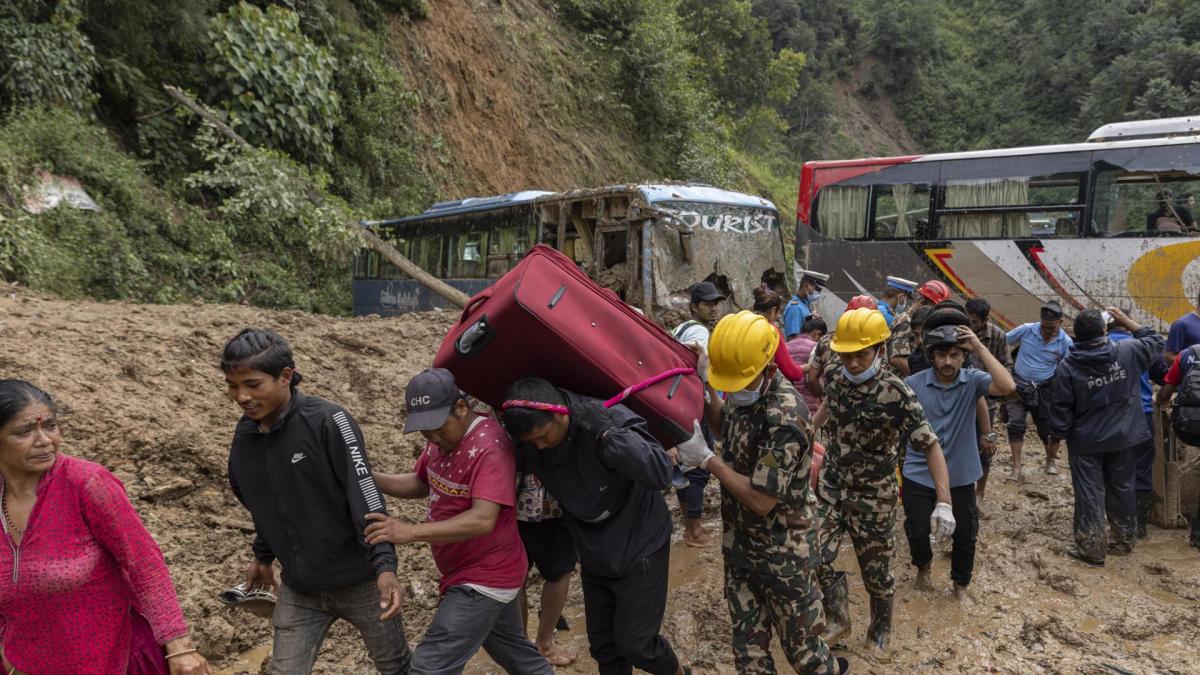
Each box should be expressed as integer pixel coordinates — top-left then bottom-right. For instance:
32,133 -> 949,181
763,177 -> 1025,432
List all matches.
1045,308 -> 1163,565
887,280 -> 952,376
805,295 -> 880,399
811,308 -> 955,652
676,311 -> 849,674
500,379 -> 687,675
783,270 -> 830,341
1006,300 -> 1072,480
877,276 -> 918,327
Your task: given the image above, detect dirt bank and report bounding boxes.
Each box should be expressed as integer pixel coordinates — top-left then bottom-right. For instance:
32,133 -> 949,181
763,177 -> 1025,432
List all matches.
1,284 -> 1196,673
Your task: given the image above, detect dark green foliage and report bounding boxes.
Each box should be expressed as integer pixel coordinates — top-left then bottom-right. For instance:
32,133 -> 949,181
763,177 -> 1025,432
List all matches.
0,1 -> 98,113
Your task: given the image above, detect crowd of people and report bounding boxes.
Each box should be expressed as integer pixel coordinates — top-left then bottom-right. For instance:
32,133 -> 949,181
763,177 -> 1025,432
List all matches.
3,274 -> 1199,674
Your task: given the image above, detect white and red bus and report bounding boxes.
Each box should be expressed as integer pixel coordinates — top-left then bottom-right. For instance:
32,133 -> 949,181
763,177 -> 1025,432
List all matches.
795,116 -> 1200,329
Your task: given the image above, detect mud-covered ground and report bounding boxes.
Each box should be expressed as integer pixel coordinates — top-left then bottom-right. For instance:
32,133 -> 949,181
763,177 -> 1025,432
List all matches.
1,285 -> 1196,674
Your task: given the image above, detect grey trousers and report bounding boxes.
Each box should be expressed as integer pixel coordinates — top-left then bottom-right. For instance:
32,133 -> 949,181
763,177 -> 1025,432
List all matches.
411,586 -> 553,675
272,579 -> 412,674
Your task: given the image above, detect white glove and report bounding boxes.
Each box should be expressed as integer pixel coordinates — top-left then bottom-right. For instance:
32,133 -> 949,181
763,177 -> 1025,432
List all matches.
686,341 -> 709,384
930,502 -> 956,543
675,419 -> 714,470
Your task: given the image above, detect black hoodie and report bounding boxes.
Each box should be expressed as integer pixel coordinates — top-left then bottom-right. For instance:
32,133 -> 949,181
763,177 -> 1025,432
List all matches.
228,391 -> 396,593
1046,328 -> 1164,455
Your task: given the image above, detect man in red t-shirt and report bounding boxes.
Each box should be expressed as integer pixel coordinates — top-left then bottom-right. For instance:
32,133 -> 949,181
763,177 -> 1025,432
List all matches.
367,368 -> 552,674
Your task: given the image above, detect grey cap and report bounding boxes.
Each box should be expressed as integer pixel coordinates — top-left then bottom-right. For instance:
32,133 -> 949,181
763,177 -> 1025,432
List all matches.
403,368 -> 462,433
690,281 -> 724,303
1040,300 -> 1064,320
800,270 -> 830,287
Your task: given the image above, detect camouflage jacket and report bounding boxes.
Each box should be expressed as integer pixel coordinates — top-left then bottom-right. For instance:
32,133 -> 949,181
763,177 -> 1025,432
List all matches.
719,373 -> 817,574
887,308 -> 914,359
820,369 -> 938,504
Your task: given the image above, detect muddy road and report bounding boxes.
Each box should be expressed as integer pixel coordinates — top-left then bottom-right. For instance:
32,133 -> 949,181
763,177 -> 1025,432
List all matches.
0,285 -> 1195,674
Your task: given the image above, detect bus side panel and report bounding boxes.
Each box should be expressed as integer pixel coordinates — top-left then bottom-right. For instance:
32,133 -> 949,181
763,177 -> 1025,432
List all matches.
352,279 -> 493,317
807,237 -> 1193,332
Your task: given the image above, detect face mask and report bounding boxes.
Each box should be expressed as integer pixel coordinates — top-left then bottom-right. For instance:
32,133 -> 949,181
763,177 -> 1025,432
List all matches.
896,301 -> 908,314
842,354 -> 881,385
807,290 -> 824,303
728,388 -> 761,407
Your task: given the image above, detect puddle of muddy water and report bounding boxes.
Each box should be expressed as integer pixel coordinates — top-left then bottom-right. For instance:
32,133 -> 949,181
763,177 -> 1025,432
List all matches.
215,639 -> 271,675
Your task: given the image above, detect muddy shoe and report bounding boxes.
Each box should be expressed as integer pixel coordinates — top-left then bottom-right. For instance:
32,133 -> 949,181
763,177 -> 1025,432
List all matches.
866,595 -> 893,653
1065,545 -> 1104,567
821,572 -> 852,644
1044,461 -> 1059,476
1107,541 -> 1133,556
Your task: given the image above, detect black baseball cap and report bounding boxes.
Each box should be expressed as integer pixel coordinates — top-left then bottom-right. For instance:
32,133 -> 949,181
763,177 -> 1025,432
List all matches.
403,368 -> 462,433
1040,300 -> 1064,321
690,281 -> 724,304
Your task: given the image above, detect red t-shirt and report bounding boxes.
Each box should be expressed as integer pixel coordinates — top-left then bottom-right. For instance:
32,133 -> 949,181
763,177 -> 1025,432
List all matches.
414,416 -> 527,594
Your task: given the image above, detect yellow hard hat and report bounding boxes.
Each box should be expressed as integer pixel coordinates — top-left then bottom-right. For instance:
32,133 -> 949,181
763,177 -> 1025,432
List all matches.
708,310 -> 779,392
830,308 -> 891,353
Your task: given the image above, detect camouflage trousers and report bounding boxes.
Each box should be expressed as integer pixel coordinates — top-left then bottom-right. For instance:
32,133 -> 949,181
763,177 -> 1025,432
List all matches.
814,492 -> 897,598
724,563 -> 836,675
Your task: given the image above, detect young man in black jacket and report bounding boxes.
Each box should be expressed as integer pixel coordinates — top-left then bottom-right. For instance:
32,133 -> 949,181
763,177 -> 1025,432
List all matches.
1046,309 -> 1164,566
223,329 -> 411,673
500,378 -> 687,675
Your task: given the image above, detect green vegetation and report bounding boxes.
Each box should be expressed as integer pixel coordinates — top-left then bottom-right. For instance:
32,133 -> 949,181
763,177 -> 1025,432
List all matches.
1,0 -> 1196,312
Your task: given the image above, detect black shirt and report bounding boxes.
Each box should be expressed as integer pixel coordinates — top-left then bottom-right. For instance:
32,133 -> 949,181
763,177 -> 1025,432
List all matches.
1146,205 -> 1195,230
516,390 -> 673,578
228,391 -> 396,593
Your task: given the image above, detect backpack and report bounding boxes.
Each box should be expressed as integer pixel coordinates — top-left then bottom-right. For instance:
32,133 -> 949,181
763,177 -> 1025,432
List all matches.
672,319 -> 702,341
1172,345 -> 1200,445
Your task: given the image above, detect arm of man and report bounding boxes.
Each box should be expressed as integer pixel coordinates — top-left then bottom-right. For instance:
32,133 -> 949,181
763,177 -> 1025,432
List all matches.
806,347 -> 826,398
373,471 -> 430,499
229,459 -> 276,565
1045,365 -> 1075,442
1156,352 -> 1184,407
365,499 -> 501,545
922,441 -> 953,505
705,415 -> 808,517
703,383 -> 723,432
958,326 -> 1015,396
595,405 -> 674,490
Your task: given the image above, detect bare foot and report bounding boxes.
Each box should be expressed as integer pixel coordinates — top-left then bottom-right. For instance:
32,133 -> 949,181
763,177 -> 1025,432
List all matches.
953,584 -> 975,607
1045,461 -> 1059,476
914,567 -> 932,590
538,642 -> 576,667
683,529 -> 715,548
1009,467 -> 1025,484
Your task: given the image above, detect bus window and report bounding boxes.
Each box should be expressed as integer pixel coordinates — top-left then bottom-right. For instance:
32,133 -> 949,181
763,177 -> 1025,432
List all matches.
871,184 -> 931,239
1093,170 -> 1200,236
487,225 -> 532,276
940,172 -> 1083,238
815,186 -> 869,239
448,232 -> 486,278
410,235 -> 444,277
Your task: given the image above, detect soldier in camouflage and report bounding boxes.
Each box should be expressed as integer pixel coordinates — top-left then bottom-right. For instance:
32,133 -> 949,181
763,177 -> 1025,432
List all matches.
678,310 -> 848,675
886,279 -> 952,377
811,307 -> 955,653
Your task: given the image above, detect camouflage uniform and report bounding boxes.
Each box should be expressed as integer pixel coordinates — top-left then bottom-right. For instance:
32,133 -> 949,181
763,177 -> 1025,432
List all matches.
886,308 -> 914,364
720,374 -> 836,675
977,321 -> 1014,427
809,333 -> 895,381
815,368 -> 938,599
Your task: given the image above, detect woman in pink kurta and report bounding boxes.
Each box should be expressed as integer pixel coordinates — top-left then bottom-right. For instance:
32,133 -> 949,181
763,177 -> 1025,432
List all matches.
0,380 -> 210,675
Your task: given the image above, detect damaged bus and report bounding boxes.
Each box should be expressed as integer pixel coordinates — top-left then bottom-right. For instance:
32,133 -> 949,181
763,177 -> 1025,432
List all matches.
353,184 -> 788,326
795,116 -> 1200,331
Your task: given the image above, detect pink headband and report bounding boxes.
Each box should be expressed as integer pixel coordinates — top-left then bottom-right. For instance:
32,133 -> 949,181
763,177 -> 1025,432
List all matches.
501,399 -> 569,415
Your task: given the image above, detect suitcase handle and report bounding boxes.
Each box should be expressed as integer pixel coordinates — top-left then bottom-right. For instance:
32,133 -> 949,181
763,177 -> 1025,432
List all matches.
459,288 -> 494,323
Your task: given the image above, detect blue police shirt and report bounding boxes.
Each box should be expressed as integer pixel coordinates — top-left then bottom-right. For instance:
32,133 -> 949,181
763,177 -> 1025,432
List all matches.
1006,322 -> 1073,383
783,295 -> 813,340
904,367 -> 993,488
1166,312 -> 1200,354
1109,329 -> 1152,413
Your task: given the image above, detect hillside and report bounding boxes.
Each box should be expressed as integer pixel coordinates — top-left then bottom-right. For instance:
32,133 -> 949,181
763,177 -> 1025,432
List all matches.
1,285 -> 1196,673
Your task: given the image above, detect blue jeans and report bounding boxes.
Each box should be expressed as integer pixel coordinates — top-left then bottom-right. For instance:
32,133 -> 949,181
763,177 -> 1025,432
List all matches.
272,579 -> 411,674
411,587 -> 552,675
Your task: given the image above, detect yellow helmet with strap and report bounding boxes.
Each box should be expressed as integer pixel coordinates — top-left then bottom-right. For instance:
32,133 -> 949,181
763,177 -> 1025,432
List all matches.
830,308 -> 891,353
707,310 -> 779,392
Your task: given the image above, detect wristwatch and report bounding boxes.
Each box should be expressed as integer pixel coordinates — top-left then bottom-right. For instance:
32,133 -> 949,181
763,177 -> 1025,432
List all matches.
982,432 -> 998,443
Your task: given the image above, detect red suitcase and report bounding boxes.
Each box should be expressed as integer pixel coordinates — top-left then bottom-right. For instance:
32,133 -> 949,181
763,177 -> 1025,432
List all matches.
433,245 -> 704,448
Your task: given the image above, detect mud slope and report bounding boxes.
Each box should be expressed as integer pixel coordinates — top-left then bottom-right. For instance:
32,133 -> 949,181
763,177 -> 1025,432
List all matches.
2,284 -> 1196,673
387,0 -> 654,198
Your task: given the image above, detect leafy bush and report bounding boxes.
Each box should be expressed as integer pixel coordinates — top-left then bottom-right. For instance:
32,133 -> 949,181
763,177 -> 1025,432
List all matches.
208,2 -> 341,163
0,1 -> 98,113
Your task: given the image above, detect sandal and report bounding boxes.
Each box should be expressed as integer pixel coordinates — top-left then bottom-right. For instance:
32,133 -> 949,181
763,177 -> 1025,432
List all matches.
218,582 -> 277,618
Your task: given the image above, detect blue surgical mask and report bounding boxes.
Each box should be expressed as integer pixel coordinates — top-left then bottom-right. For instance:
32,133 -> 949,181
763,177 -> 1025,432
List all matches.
807,290 -> 824,303
841,355 -> 881,385
728,388 -> 761,407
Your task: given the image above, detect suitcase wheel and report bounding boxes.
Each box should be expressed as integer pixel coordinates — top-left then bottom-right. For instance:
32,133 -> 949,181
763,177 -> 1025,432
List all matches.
455,316 -> 495,358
